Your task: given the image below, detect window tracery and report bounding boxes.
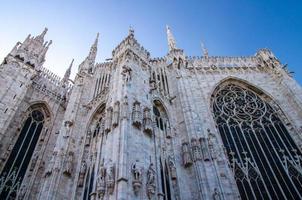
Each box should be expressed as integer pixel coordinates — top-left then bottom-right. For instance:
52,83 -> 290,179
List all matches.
212,83 -> 302,199
0,108 -> 47,199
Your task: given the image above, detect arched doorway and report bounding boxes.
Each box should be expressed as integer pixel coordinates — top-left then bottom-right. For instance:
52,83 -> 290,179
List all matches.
212,81 -> 302,199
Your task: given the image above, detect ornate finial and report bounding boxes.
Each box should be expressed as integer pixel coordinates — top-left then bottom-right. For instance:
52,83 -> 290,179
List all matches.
129,26 -> 134,35
201,42 -> 208,58
166,25 -> 177,51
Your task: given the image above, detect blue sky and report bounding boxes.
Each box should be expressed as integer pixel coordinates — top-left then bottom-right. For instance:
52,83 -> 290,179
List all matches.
0,0 -> 301,83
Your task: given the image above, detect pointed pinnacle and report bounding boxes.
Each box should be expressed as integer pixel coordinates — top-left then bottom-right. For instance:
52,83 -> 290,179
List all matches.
129,26 -> 134,35
166,25 -> 177,51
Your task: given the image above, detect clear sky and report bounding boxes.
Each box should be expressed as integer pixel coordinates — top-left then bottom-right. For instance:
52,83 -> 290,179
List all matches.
0,0 -> 301,83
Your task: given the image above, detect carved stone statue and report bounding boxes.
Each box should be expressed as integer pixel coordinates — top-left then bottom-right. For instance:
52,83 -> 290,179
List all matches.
96,164 -> 106,200
200,137 -> 210,161
191,138 -> 202,161
78,160 -> 87,187
143,108 -> 152,134
45,152 -> 56,177
181,142 -> 193,167
121,65 -> 132,83
207,129 -> 218,160
212,188 -> 221,200
168,155 -> 177,180
131,160 -> 142,194
63,151 -> 73,176
112,102 -> 120,127
85,130 -> 91,146
121,96 -> 129,119
105,107 -> 113,133
63,120 -> 73,138
107,161 -> 115,194
132,101 -> 142,128
146,163 -> 156,199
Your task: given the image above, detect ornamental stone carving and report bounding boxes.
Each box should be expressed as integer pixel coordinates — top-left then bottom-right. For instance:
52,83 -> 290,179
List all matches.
143,107 -> 152,134
207,129 -> 218,160
63,120 -> 73,138
105,107 -> 113,133
45,152 -> 57,177
212,188 -> 221,200
63,151 -> 74,176
78,160 -> 87,187
121,96 -> 129,119
96,164 -> 106,200
121,65 -> 132,83
85,130 -> 91,146
131,160 -> 143,194
168,155 -> 177,180
191,138 -> 202,161
146,163 -> 156,199
132,101 -> 142,128
107,161 -> 115,194
181,141 -> 193,167
200,137 -> 210,161
112,102 -> 120,127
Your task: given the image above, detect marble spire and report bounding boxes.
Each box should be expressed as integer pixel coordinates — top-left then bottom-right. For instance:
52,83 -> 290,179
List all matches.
201,42 -> 208,58
166,25 -> 177,51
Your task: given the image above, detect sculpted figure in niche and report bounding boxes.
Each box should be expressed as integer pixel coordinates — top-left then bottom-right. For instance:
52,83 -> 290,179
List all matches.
181,141 -> 193,167
78,160 -> 87,187
168,155 -> 177,180
207,129 -> 219,160
191,138 -> 202,161
45,152 -> 57,177
147,163 -> 156,185
85,130 -> 91,146
63,120 -> 73,138
212,188 -> 221,200
96,163 -> 106,200
121,96 -> 129,119
121,65 -> 132,83
63,151 -> 73,176
104,107 -> 113,133
112,102 -> 120,127
143,107 -> 153,134
146,163 -> 156,199
132,101 -> 142,128
200,137 -> 210,161
107,161 -> 115,194
131,160 -> 143,194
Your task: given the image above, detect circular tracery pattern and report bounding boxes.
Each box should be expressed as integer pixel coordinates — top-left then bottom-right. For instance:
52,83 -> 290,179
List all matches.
212,83 -> 302,200
214,84 -> 266,121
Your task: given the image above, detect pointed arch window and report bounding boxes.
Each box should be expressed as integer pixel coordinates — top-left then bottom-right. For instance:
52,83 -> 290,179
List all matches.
0,108 -> 46,199
153,100 -> 173,200
212,83 -> 302,200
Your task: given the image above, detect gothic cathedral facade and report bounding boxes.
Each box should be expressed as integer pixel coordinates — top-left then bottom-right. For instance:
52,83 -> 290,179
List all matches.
0,27 -> 302,200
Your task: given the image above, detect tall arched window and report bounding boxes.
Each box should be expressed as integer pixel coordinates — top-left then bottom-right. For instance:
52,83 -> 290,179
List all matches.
212,82 -> 302,200
0,107 -> 47,199
153,100 -> 172,200
79,104 -> 106,200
